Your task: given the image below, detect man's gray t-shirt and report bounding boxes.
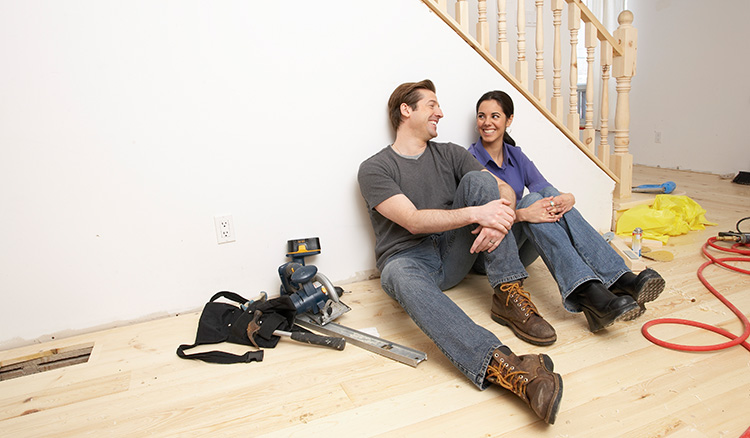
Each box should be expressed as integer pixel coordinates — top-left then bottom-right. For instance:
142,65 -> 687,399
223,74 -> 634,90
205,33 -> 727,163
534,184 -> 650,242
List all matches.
358,141 -> 484,271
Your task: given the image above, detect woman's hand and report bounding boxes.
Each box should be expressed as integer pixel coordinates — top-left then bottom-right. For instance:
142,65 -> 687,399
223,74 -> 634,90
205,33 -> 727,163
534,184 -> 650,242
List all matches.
517,193 -> 575,224
548,193 -> 575,217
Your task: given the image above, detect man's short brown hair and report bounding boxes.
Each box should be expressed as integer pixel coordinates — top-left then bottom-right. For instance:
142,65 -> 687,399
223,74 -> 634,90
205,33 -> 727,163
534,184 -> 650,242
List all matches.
387,79 -> 436,132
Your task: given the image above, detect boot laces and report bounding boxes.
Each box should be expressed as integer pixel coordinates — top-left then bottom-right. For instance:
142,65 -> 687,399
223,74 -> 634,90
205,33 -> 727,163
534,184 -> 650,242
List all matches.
499,283 -> 539,316
487,356 -> 530,398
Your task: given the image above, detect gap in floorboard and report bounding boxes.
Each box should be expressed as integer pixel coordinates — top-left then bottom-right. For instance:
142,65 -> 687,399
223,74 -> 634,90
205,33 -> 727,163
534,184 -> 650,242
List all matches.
0,342 -> 94,381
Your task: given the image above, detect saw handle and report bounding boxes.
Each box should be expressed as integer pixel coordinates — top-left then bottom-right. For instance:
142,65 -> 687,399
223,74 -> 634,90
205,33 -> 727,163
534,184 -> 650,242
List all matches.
275,330 -> 347,351
290,332 -> 346,350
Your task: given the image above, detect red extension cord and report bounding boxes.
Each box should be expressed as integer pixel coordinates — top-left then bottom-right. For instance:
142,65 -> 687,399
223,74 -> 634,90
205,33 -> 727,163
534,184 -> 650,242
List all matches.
640,236 -> 750,438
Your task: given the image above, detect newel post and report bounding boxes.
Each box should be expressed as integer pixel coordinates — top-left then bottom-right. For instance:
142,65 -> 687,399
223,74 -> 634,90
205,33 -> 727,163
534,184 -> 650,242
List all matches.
611,10 -> 637,200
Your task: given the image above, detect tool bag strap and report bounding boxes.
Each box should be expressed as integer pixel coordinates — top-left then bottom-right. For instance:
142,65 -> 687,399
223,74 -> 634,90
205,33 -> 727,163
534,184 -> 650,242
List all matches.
176,343 -> 263,364
209,291 -> 248,305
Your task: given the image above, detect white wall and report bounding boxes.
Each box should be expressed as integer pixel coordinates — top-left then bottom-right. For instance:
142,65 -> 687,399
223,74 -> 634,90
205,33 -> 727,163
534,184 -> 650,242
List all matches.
0,0 -> 613,348
627,0 -> 750,175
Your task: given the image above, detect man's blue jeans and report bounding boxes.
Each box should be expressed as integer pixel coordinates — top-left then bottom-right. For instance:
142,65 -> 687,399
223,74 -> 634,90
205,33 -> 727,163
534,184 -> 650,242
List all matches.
380,171 -> 527,389
515,185 -> 630,312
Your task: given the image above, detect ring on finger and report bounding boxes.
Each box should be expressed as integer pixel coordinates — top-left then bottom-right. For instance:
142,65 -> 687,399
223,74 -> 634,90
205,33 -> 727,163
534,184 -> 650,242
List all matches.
489,240 -> 494,244
550,200 -> 555,207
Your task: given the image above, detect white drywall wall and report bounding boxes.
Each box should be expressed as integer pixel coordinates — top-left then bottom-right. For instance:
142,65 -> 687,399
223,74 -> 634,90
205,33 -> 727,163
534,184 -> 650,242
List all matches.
627,0 -> 750,175
0,0 -> 613,348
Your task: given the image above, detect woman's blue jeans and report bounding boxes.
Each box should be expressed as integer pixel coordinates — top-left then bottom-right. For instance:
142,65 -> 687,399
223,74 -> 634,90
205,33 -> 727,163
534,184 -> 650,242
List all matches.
380,171 -> 528,389
515,186 -> 630,312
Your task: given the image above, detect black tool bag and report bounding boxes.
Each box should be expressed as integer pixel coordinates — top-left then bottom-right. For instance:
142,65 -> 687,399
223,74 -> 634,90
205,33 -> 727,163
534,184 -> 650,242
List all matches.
176,291 -> 296,364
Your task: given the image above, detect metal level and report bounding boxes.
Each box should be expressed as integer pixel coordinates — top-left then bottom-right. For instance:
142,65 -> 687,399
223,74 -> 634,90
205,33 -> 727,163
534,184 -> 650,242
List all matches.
295,314 -> 427,368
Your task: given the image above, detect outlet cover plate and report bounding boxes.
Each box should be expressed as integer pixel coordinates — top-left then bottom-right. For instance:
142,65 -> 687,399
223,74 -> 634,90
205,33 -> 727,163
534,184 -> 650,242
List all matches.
214,215 -> 236,244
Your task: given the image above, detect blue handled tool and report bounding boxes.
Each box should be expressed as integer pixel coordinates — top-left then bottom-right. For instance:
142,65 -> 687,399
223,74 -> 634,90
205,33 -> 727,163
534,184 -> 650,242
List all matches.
632,181 -> 676,194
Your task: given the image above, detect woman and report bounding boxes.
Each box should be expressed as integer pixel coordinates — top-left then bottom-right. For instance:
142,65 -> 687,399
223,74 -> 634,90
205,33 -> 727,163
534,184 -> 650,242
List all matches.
469,90 -> 665,334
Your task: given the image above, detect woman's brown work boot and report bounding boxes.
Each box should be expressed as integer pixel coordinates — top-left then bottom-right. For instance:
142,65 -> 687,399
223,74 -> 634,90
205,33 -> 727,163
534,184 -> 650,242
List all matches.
486,349 -> 563,424
491,282 -> 557,345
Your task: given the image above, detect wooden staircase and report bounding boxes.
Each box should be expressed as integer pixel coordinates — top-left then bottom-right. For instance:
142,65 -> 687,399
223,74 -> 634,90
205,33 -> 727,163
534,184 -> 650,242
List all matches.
422,0 -> 638,203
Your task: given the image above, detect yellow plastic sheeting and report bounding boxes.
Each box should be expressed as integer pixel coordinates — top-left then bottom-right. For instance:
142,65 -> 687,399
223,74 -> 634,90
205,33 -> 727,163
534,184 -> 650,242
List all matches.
616,195 -> 716,243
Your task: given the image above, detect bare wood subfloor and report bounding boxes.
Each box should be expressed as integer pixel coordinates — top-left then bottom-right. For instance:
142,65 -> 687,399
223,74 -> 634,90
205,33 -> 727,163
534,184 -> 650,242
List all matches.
2,165 -> 749,437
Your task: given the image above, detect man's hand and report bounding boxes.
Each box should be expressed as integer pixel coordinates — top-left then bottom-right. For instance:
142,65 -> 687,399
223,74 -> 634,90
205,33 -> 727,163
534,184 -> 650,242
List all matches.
474,198 -> 515,232
469,198 -> 515,253
470,225 -> 507,253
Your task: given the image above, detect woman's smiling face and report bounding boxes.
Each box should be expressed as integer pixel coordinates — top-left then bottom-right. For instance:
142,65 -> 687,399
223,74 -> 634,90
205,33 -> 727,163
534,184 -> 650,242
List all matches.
476,99 -> 513,145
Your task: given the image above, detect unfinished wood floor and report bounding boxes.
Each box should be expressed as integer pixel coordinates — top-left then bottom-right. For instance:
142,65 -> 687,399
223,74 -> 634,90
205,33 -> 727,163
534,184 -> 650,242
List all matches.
2,165 -> 749,437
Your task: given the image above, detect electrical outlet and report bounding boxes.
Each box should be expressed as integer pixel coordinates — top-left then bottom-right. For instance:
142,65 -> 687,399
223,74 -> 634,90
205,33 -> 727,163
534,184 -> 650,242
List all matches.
214,215 -> 235,244
654,131 -> 662,144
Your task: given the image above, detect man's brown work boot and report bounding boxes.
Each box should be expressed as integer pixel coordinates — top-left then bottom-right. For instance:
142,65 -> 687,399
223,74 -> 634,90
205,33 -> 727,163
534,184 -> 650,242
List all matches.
486,349 -> 563,424
491,282 -> 557,346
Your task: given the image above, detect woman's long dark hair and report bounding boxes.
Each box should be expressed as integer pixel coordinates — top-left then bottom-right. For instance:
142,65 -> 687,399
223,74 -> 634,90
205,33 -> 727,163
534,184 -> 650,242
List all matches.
476,90 -> 516,146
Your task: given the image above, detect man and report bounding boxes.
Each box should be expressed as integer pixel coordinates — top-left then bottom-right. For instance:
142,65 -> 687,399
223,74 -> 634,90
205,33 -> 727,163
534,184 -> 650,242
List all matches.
357,79 -> 563,424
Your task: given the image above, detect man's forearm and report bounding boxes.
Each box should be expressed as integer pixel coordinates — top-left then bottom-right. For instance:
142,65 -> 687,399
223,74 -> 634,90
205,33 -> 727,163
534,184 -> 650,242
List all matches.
497,182 -> 516,208
375,193 -> 479,235
400,207 -> 477,235
376,194 -> 514,236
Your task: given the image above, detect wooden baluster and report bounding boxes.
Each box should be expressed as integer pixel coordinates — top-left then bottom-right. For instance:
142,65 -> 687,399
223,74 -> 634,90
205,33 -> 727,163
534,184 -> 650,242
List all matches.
612,10 -> 637,200
456,0 -> 469,33
496,0 -> 509,68
533,0 -> 545,103
550,0 -> 563,120
567,3 -> 580,133
598,40 -> 612,168
433,0 -> 447,13
477,0 -> 490,51
516,0 -> 528,87
581,21 -> 597,152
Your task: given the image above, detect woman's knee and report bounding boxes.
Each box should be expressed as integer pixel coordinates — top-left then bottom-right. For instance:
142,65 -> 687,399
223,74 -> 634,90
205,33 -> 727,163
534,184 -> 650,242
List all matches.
517,191 -> 543,209
538,185 -> 561,197
518,186 -> 560,209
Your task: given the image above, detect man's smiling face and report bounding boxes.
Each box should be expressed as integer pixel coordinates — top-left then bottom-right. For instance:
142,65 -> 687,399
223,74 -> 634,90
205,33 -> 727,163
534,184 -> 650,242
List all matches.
407,89 -> 444,141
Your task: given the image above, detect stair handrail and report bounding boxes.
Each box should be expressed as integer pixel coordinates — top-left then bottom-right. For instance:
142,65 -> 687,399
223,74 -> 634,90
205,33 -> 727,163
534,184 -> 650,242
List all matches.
423,0 -> 638,199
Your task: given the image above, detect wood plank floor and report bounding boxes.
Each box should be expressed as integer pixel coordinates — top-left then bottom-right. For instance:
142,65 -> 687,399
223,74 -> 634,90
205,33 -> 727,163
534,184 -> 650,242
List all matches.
2,165 -> 749,437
